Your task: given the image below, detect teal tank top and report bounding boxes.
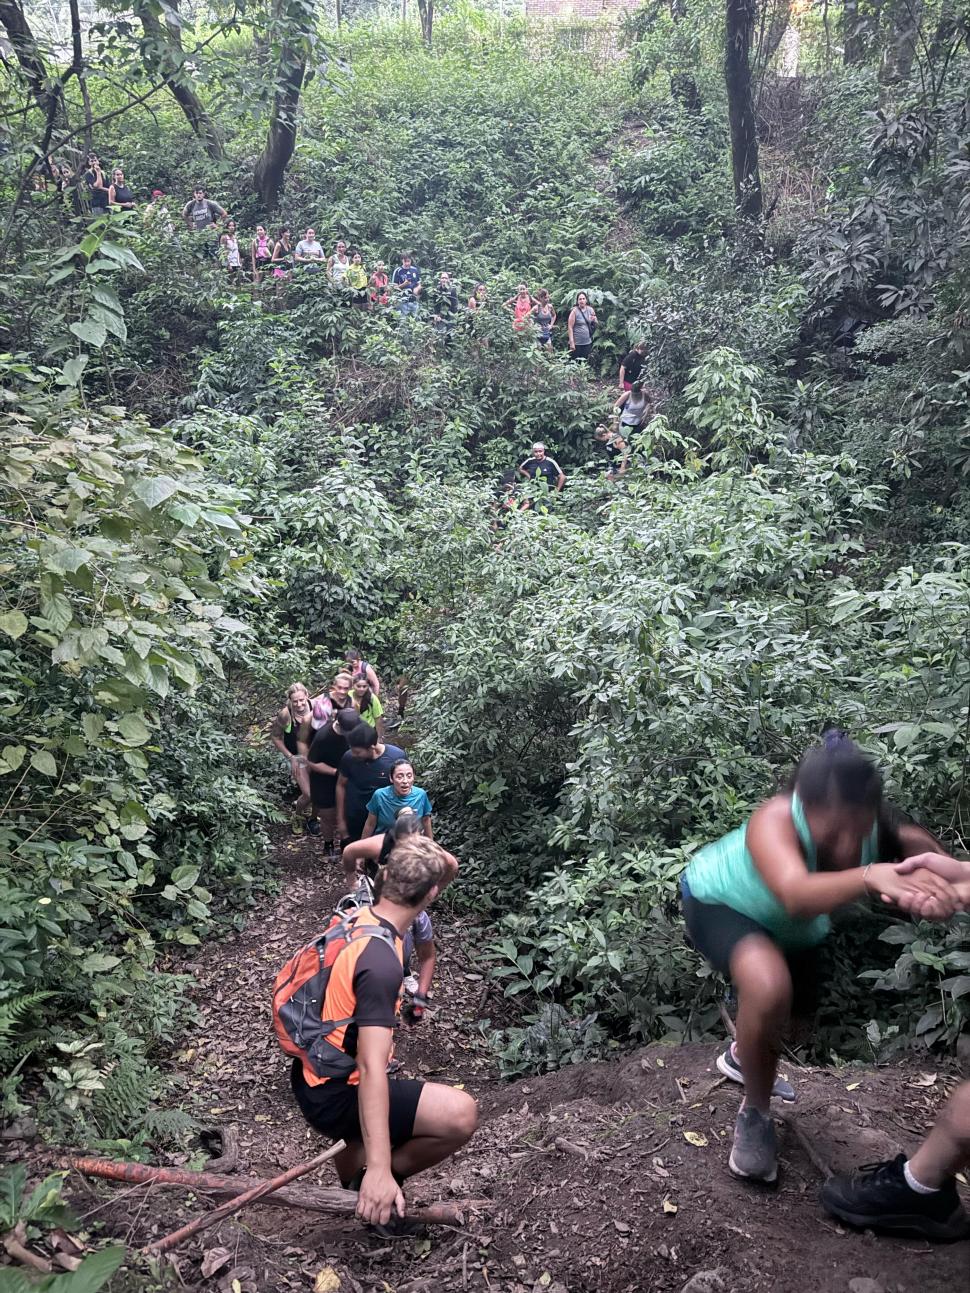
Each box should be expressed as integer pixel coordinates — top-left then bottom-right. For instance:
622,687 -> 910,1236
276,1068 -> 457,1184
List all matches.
683,793 -> 878,950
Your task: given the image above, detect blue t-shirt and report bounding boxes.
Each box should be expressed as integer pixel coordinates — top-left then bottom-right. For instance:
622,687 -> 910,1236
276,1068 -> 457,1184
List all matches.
366,785 -> 433,832
392,265 -> 421,298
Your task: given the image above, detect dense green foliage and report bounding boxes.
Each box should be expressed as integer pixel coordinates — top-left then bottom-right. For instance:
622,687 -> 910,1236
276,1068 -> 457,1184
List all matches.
1,4 -> 969,1140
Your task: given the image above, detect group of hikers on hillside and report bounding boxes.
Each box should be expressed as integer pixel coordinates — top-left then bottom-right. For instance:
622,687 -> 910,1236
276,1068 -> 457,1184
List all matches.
267,659 -> 970,1242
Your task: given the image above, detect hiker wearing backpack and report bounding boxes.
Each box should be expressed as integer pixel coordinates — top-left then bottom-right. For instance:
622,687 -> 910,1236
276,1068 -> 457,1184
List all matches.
274,834 -> 477,1234
343,809 -> 459,1021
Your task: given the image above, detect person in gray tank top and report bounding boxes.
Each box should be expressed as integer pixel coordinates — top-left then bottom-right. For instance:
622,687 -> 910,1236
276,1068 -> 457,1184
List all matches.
615,380 -> 649,430
568,291 -> 598,361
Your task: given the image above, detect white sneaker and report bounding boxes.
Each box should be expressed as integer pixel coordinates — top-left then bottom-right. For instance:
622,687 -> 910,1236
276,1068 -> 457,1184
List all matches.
403,974 -> 419,995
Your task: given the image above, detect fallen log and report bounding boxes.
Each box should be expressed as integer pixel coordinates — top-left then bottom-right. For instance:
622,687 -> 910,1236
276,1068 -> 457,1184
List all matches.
68,1157 -> 488,1227
146,1141 -> 346,1254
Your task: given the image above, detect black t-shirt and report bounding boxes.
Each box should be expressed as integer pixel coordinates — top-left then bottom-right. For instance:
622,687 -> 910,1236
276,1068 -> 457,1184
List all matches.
621,350 -> 644,383
84,170 -> 108,211
339,743 -> 406,818
307,724 -> 349,807
342,918 -> 403,1058
521,456 -> 562,487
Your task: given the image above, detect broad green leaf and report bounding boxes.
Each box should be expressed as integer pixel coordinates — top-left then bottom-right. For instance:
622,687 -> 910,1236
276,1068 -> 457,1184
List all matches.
81,713 -> 105,743
0,610 -> 28,640
45,546 -> 93,575
30,750 -> 58,777
117,712 -> 151,746
69,317 -> 108,348
134,476 -> 179,509
81,953 -> 121,973
170,864 -> 200,890
60,354 -> 89,386
0,745 -> 26,772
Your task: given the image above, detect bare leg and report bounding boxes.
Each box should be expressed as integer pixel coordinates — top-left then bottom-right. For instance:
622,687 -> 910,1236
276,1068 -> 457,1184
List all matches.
729,935 -> 793,1115
908,1081 -> 970,1187
334,1141 -> 366,1185
391,1083 -> 477,1180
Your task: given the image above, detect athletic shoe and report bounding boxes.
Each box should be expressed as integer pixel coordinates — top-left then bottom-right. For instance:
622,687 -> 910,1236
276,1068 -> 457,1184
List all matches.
402,974 -> 419,995
305,817 -> 321,836
821,1154 -> 969,1242
368,1214 -> 426,1239
290,815 -> 304,836
717,1045 -> 796,1102
729,1106 -> 778,1184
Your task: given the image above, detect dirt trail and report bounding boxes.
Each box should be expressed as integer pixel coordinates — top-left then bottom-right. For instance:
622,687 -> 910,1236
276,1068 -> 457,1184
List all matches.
61,833 -> 970,1291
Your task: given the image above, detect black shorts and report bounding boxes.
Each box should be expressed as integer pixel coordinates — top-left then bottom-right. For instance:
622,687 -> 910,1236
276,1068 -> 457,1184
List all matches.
681,882 -> 821,1014
290,1060 -> 423,1148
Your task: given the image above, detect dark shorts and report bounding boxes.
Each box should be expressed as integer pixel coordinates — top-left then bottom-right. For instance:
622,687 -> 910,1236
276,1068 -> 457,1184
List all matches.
290,1060 -> 423,1148
681,881 -> 821,1014
570,343 -> 592,361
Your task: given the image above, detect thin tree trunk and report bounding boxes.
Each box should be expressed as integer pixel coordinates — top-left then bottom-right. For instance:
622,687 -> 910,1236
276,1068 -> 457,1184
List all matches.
417,0 -> 434,46
670,0 -> 702,112
725,0 -> 763,220
879,0 -> 924,83
135,1 -> 224,159
253,0 -> 312,212
0,0 -> 65,121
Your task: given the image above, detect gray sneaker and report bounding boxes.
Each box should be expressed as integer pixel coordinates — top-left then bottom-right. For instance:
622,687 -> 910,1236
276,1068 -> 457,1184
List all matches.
717,1045 -> 796,1102
729,1107 -> 778,1184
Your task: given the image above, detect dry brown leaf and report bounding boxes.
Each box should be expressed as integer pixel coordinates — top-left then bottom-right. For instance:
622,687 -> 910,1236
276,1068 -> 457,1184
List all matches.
683,1131 -> 708,1147
201,1247 -> 232,1279
313,1268 -> 341,1293
662,1196 -> 678,1215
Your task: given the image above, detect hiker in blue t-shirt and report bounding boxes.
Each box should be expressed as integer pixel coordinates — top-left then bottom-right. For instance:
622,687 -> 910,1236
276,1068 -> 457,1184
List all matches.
392,253 -> 422,319
363,759 -> 433,837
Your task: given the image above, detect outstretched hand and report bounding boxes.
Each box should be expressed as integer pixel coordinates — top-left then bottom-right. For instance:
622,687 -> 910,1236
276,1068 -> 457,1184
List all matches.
869,859 -> 965,919
892,853 -> 970,913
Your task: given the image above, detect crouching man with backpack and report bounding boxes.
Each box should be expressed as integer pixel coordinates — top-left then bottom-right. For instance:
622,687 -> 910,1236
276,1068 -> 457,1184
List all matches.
274,834 -> 477,1235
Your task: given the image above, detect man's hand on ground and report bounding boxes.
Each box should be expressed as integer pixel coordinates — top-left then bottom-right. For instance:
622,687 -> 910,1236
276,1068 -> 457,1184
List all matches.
356,1168 -> 405,1226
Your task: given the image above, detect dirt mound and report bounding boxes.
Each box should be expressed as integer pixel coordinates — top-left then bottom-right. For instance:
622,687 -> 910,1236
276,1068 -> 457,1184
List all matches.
9,830 -> 967,1292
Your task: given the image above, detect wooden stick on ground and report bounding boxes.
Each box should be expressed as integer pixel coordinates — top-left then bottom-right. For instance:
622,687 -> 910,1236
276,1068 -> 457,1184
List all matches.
779,1114 -> 832,1180
68,1157 -> 487,1228
718,1001 -> 737,1040
145,1142 -> 346,1255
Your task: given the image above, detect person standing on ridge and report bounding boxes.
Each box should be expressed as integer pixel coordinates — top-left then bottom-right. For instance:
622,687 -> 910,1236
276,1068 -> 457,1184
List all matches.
567,291 -> 598,361
392,252 -> 422,320
619,338 -> 648,390
182,185 -> 226,234
518,442 -> 565,493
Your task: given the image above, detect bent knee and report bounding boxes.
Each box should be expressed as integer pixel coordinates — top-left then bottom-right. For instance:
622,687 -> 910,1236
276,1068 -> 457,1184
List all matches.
454,1092 -> 478,1140
942,1080 -> 970,1137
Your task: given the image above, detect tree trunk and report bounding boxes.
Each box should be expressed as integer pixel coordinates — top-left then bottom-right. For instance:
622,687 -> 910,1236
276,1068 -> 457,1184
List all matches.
417,0 -> 433,46
879,0 -> 924,82
724,0 -> 763,220
669,0 -> 702,112
135,2 -> 224,159
0,0 -> 65,121
253,0 -> 312,212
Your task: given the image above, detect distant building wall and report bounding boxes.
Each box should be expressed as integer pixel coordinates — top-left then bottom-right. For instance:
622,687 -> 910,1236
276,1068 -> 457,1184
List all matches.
525,0 -> 631,19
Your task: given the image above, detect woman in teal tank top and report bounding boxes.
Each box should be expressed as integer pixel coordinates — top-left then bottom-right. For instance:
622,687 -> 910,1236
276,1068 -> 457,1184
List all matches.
681,731 -> 960,1186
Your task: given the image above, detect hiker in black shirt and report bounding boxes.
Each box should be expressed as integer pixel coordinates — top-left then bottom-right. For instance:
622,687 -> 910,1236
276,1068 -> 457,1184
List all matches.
518,442 -> 565,492
619,339 -> 648,391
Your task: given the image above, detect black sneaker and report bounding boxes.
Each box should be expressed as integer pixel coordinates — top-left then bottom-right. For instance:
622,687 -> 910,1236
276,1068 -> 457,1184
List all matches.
367,1214 -> 426,1239
305,817 -> 321,836
821,1154 -> 969,1242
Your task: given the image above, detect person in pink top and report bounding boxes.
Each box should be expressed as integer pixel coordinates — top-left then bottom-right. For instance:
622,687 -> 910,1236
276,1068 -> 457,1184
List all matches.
505,283 -> 535,333
251,223 -> 273,284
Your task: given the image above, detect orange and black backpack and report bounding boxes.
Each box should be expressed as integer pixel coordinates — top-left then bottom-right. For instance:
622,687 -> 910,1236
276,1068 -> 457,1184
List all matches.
272,913 -> 398,1082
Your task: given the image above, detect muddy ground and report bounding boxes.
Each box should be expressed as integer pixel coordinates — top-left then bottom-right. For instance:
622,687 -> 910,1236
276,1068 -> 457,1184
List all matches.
8,830 -> 969,1292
